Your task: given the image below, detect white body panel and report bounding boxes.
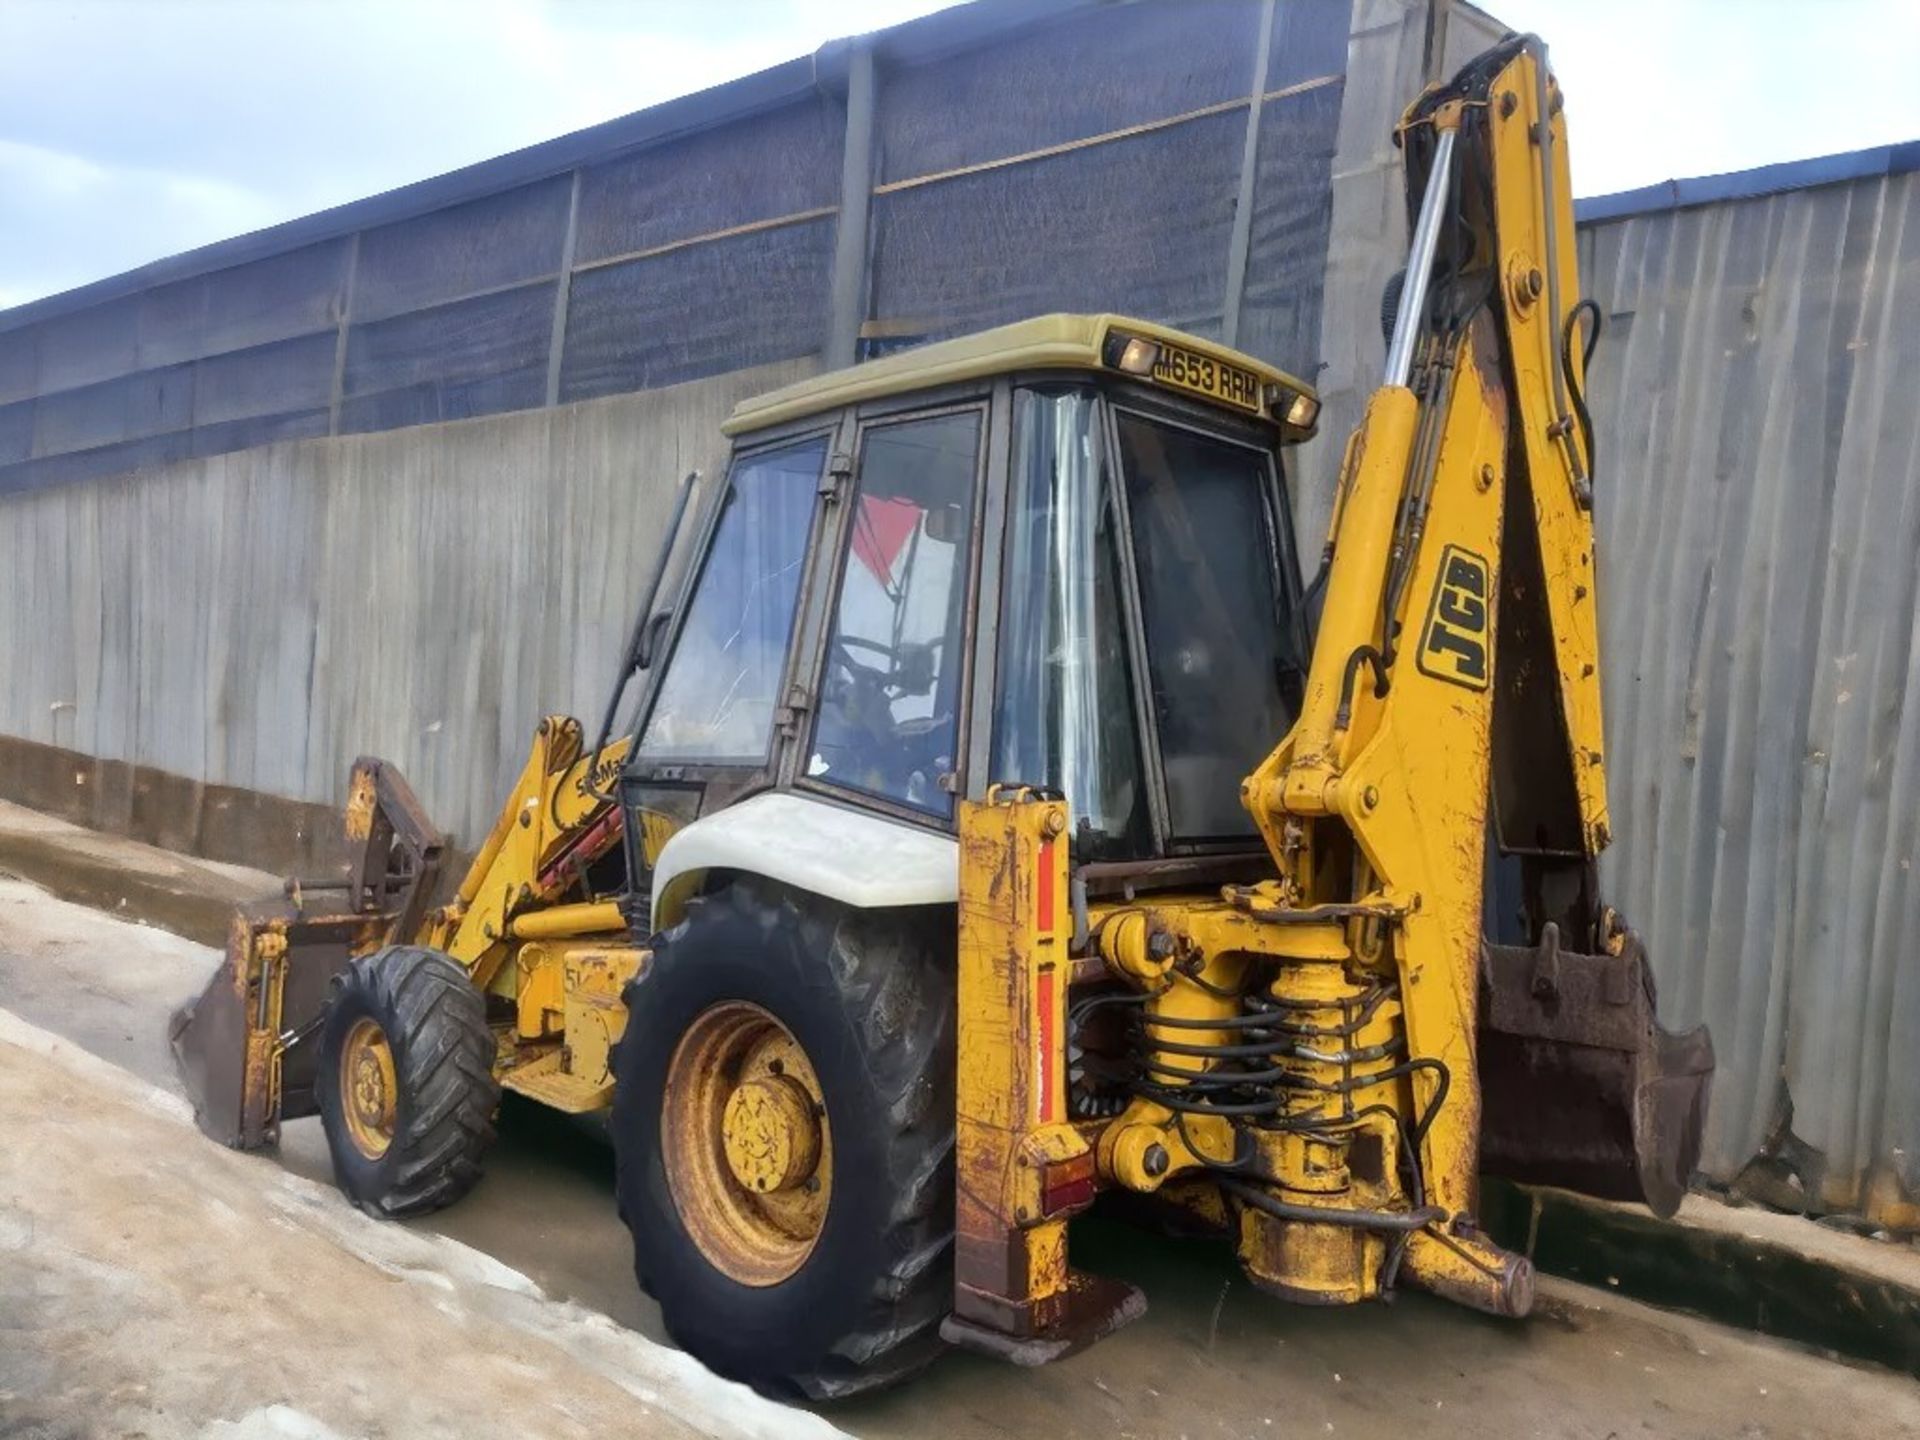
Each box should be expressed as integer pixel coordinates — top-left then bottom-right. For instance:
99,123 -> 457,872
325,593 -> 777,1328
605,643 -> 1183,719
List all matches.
648,789 -> 959,930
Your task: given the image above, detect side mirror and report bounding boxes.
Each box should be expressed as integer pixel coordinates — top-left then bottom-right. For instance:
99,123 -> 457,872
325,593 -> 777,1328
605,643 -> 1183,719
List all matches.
635,609 -> 674,671
923,502 -> 965,546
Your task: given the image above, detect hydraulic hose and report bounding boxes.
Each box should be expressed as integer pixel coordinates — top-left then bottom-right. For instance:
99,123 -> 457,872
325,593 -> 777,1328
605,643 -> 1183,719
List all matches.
1218,1177 -> 1443,1232
1562,297 -> 1602,489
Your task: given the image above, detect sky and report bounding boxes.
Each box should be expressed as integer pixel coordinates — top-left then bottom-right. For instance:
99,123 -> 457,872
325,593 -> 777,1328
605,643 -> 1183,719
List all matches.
1493,0 -> 1920,197
1,0 -> 1916,311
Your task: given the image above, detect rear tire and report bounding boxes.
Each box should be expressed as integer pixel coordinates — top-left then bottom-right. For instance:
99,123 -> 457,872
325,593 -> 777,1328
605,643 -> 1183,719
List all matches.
611,879 -> 955,1399
316,945 -> 499,1218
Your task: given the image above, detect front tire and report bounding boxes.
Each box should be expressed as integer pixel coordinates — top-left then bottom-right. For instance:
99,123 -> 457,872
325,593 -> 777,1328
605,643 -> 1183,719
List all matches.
611,879 -> 954,1399
316,945 -> 499,1218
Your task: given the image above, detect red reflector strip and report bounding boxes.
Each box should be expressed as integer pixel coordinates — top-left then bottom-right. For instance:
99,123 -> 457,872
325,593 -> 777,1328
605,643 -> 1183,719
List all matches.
1042,1175 -> 1096,1217
1035,836 -> 1056,934
1035,964 -> 1057,1124
1041,1152 -> 1097,1217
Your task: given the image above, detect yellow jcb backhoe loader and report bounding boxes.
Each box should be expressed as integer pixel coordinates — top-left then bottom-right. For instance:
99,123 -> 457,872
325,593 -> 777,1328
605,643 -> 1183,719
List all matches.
173,35 -> 1712,1397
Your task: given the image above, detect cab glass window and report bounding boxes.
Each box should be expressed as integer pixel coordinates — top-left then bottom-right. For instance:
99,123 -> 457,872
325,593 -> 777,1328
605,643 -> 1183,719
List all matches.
992,387 -> 1148,856
809,411 -> 981,816
637,437 -> 824,763
1116,412 -> 1298,840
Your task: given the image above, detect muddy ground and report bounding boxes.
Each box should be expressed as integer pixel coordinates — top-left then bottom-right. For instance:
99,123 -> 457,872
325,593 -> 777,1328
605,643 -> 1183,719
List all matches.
4,872 -> 1918,1440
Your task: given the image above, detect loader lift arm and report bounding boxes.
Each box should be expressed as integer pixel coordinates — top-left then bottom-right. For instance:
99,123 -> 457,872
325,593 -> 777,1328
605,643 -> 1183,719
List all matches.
169,756 -> 449,1149
170,719 -> 639,1149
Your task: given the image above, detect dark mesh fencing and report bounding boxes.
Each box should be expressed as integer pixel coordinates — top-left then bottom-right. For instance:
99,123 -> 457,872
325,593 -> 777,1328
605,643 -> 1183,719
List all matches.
875,0 -> 1257,182
340,283 -> 557,433
1237,81 -> 1346,376
561,217 -> 837,401
0,0 -> 1353,495
869,109 -> 1249,345
574,99 -> 842,262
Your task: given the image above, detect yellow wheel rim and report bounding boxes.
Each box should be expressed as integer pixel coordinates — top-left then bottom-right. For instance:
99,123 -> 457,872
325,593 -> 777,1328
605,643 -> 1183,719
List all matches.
663,1001 -> 831,1287
340,1016 -> 398,1160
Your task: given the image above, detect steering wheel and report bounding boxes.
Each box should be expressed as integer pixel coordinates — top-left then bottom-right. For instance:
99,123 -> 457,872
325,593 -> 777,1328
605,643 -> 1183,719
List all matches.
831,634 -> 942,697
834,634 -> 901,679
815,635 -> 954,800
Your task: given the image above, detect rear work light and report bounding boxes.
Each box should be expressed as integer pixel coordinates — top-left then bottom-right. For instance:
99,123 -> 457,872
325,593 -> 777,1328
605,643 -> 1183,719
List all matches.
1266,384 -> 1321,431
1102,332 -> 1162,376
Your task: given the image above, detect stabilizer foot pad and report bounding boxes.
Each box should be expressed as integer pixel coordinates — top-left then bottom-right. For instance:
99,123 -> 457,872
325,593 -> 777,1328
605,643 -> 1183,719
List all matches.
941,1273 -> 1146,1366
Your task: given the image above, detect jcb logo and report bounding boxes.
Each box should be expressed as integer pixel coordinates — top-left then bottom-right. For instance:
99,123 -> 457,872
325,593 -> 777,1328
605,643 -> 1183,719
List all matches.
1417,545 -> 1491,691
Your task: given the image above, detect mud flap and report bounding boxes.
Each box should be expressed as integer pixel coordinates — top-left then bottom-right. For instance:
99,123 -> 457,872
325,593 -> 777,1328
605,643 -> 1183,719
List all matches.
1477,924 -> 1713,1218
169,902 -> 386,1149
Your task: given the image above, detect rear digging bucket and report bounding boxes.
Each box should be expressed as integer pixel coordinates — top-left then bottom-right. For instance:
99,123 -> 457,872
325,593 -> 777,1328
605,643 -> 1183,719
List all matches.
1478,923 -> 1713,1218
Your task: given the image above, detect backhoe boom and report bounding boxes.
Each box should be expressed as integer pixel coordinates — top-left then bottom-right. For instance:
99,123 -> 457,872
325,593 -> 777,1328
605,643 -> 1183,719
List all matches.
1079,35 -> 1711,1319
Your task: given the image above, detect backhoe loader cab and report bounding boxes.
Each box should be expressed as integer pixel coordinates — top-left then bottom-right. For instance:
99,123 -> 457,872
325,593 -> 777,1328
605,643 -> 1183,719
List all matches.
622,314 -> 1323,919
171,37 -> 1712,1403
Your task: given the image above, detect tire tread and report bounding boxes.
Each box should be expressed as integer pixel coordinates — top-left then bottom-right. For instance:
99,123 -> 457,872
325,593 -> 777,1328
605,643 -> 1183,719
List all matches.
322,945 -> 499,1219
617,879 -> 954,1399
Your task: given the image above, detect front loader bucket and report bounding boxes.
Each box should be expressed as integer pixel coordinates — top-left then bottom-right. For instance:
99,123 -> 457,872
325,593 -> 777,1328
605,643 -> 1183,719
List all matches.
170,901 -> 386,1149
171,756 -> 442,1149
1477,924 -> 1713,1218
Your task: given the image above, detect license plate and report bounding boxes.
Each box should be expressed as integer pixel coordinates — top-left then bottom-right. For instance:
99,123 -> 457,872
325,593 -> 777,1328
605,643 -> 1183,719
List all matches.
1150,341 -> 1263,413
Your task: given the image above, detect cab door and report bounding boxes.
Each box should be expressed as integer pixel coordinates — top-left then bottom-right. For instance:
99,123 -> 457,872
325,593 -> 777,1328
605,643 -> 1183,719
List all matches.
621,428 -> 836,890
795,400 -> 990,828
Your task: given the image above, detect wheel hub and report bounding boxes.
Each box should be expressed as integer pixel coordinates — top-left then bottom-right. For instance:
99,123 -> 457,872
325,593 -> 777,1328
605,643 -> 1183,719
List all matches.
340,1016 -> 397,1160
723,1074 -> 821,1193
662,1001 -> 833,1286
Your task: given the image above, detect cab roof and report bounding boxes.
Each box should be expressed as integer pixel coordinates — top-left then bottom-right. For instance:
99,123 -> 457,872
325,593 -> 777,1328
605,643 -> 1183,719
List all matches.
721,312 -> 1318,437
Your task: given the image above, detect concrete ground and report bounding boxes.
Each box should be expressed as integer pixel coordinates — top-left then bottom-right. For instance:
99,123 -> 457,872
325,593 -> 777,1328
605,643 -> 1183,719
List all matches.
0,1000 -> 839,1440
4,853 -> 1919,1439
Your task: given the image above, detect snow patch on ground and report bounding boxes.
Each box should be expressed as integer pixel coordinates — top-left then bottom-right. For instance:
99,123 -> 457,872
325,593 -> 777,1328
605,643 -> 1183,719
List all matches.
0,1002 -> 847,1440
202,1404 -> 353,1440
0,996 -> 193,1122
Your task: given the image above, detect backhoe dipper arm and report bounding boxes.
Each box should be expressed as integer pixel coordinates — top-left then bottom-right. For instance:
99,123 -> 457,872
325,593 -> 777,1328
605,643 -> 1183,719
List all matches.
1225,35 -> 1709,1308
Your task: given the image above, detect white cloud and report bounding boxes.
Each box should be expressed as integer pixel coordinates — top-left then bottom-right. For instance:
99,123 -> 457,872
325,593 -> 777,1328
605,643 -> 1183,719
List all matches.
0,137 -> 283,303
0,0 -> 954,306
0,137 -> 112,197
1489,0 -> 1920,196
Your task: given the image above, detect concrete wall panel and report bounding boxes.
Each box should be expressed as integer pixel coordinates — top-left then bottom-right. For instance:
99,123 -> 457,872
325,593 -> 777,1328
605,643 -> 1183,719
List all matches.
0,359 -> 811,844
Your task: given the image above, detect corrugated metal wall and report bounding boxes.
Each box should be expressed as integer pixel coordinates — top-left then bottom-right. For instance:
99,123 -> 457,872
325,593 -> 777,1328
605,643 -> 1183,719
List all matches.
1582,167 -> 1920,1224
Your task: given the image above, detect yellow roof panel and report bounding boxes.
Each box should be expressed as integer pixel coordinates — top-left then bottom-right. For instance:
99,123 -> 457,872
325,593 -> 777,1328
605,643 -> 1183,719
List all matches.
721,313 -> 1317,437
